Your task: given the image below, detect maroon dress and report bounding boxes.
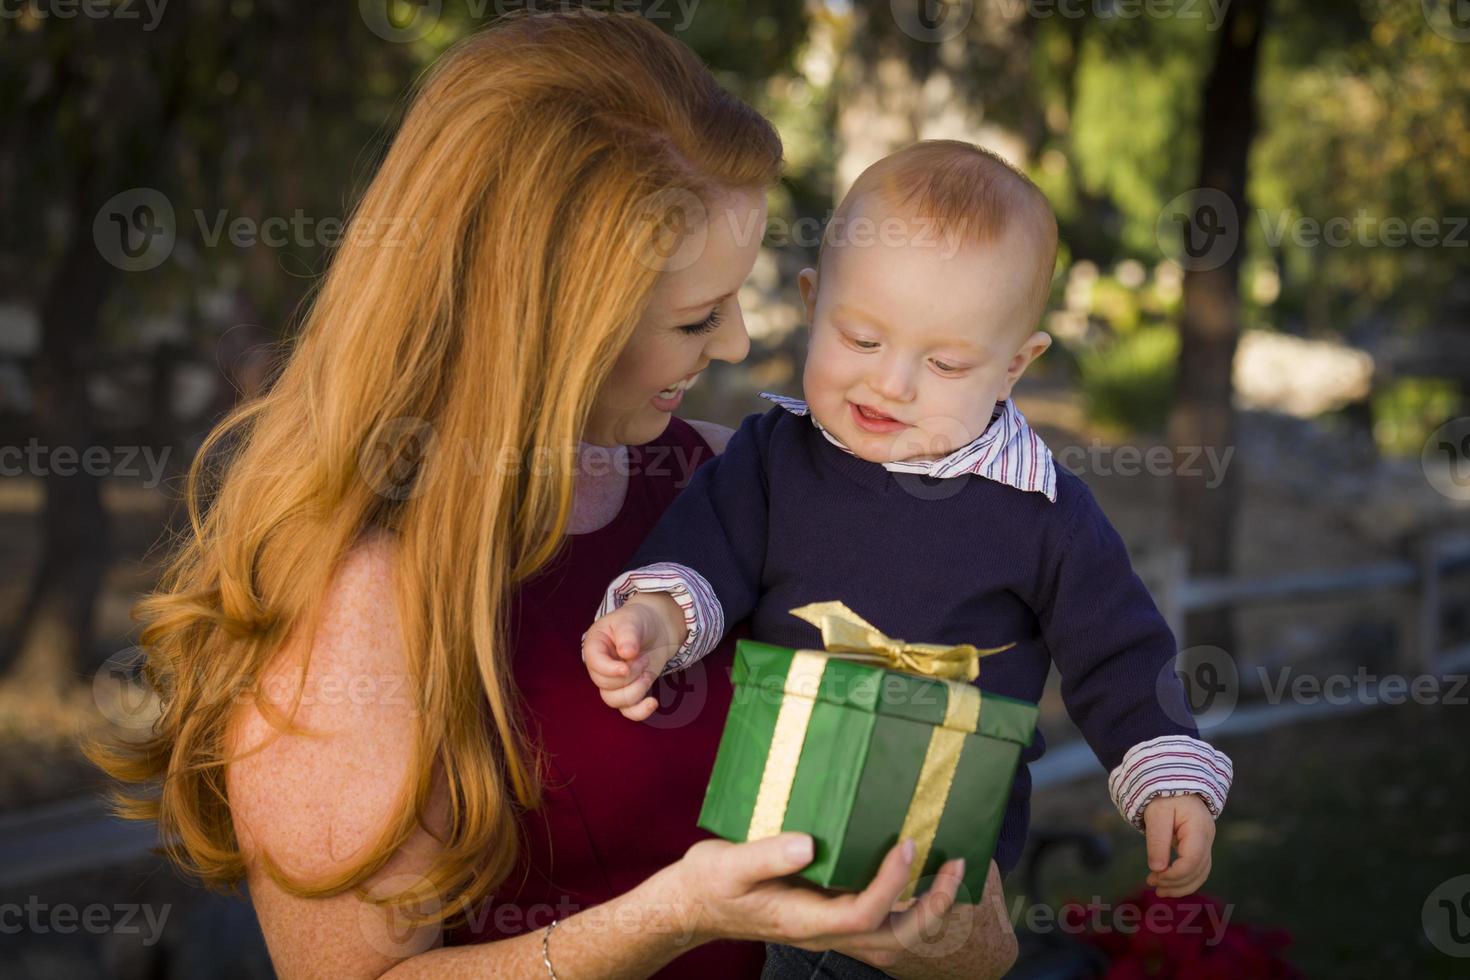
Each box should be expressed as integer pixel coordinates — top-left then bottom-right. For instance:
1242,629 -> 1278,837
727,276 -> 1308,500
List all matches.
446,417 -> 765,978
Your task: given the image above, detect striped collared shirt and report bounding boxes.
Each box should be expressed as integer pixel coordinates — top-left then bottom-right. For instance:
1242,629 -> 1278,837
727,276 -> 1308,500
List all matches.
756,392 -> 1058,503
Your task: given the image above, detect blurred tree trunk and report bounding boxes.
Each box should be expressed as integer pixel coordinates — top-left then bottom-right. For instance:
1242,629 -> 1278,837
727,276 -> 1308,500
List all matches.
1,35 -> 191,685
5,169 -> 119,686
1167,0 -> 1269,653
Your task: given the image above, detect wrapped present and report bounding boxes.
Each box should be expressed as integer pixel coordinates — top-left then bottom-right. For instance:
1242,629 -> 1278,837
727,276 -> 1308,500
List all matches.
698,601 -> 1039,902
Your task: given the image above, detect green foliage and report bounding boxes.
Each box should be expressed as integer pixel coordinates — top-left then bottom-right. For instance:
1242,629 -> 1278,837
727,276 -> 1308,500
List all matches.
1251,1 -> 1470,331
1371,377 -> 1463,457
1069,26 -> 1210,257
1077,323 -> 1180,436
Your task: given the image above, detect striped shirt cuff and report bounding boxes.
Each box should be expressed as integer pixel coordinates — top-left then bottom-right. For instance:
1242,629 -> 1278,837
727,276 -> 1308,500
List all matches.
596,562 -> 725,674
1107,734 -> 1234,831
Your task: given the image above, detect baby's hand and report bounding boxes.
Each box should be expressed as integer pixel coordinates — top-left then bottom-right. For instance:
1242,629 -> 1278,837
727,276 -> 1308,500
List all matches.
1141,793 -> 1215,897
581,594 -> 687,722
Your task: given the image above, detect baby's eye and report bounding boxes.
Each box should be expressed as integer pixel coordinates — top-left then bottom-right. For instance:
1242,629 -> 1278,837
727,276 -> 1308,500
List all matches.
850,338 -> 880,350
933,359 -> 965,373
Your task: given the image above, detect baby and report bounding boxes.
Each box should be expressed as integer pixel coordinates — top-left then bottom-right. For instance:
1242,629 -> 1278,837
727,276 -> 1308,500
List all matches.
582,141 -> 1231,899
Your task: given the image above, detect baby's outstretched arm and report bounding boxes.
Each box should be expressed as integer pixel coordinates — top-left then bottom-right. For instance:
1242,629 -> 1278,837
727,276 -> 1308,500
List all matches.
582,593 -> 688,722
1035,475 -> 1232,896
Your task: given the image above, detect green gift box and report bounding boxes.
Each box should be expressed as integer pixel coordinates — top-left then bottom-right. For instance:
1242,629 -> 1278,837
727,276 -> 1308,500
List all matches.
698,633 -> 1039,903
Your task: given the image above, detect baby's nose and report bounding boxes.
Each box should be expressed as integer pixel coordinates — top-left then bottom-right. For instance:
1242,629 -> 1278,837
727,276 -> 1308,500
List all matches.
870,359 -> 916,401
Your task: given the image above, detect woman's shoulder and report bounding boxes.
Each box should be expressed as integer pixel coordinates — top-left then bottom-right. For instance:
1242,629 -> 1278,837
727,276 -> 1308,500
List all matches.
225,531 -> 445,875
224,532 -> 452,974
678,407 -> 789,456
683,417 -> 735,454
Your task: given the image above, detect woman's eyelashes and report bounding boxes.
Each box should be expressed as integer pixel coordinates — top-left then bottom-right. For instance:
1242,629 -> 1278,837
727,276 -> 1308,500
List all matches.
677,308 -> 723,336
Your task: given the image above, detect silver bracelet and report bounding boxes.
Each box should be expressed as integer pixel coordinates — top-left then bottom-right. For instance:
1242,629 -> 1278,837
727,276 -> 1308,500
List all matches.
541,917 -> 560,978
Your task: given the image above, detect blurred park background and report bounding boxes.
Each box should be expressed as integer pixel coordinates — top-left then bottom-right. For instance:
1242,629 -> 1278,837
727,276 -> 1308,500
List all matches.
2,1 -> 1469,977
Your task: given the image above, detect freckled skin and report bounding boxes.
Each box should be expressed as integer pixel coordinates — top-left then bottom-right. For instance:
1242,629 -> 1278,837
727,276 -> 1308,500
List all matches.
226,534 -> 454,976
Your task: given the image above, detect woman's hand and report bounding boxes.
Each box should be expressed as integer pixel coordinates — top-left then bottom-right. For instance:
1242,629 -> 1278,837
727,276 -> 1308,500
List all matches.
832,859 -> 1019,980
659,832 -> 968,957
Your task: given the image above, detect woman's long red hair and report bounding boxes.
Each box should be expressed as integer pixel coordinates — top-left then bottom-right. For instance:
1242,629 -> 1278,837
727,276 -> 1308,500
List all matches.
84,10 -> 781,925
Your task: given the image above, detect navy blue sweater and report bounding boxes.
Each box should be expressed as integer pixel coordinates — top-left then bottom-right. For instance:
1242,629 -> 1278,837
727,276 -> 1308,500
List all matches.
628,406 -> 1199,875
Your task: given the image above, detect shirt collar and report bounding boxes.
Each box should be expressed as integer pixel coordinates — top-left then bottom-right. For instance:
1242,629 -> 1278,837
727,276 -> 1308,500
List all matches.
758,391 -> 1057,502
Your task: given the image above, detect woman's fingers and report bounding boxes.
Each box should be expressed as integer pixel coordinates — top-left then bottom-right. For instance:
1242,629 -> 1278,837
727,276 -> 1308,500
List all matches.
770,839 -> 929,951
803,838 -> 916,939
885,857 -> 964,951
720,833 -> 816,892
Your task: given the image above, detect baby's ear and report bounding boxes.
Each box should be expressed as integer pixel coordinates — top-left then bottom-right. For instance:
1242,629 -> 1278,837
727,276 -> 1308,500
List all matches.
798,267 -> 819,323
1019,330 -> 1052,363
1002,330 -> 1052,391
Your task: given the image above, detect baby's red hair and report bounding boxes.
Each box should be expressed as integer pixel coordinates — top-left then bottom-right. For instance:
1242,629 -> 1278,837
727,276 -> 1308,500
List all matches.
823,140 -> 1059,332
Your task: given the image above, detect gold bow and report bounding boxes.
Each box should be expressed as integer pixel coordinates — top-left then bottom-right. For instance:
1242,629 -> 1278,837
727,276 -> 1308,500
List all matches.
788,600 -> 1014,683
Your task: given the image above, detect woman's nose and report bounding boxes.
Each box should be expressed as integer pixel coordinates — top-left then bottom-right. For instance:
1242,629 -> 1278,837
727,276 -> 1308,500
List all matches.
705,301 -> 751,364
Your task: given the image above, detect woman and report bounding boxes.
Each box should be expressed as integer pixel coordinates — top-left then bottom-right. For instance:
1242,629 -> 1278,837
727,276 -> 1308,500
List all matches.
87,12 -> 1017,978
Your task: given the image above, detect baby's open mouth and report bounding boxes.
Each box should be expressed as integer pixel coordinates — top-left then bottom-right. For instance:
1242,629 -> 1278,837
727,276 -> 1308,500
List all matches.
856,404 -> 897,422
850,402 -> 909,431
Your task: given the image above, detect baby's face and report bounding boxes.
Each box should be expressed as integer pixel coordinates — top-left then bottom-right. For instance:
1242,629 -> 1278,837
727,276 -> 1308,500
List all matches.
799,203 -> 1052,464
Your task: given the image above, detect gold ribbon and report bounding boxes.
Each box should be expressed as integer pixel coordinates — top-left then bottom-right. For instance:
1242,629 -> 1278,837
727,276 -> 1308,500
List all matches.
746,602 -> 1015,899
896,683 -> 981,901
787,601 -> 1014,682
747,650 -> 828,841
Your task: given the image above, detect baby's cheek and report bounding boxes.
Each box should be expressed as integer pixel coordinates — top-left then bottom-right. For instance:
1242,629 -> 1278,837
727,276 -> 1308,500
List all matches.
805,369 -> 848,418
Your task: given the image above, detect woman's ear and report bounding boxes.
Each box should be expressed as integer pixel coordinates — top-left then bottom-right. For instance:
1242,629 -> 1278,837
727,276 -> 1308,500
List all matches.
798,267 -> 819,324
